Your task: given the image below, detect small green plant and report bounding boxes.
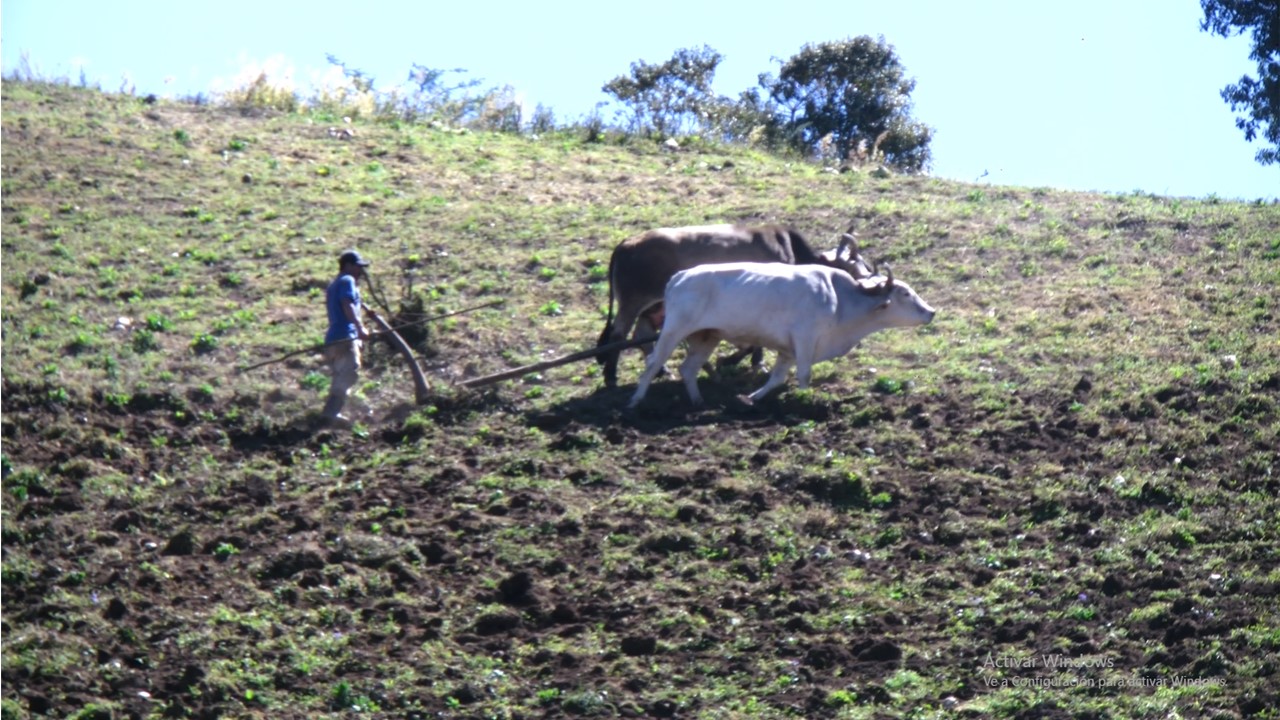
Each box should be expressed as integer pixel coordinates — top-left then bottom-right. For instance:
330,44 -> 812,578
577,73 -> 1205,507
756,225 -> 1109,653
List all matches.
315,444 -> 345,477
104,392 -> 131,411
331,680 -> 353,709
191,334 -> 219,354
1068,605 -> 1097,621
328,680 -> 380,711
145,313 -> 174,332
4,467 -> 44,501
874,525 -> 903,547
67,331 -> 96,355
873,376 -> 903,394
173,129 -> 192,146
539,301 -> 563,316
69,703 -> 120,720
132,329 -> 160,353
400,410 -> 434,439
213,542 -> 240,559
97,266 -> 118,287
826,688 -> 858,707
300,372 -> 329,391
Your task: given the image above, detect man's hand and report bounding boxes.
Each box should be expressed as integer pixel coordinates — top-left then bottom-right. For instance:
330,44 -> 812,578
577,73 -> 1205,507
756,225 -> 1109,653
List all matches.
361,308 -> 382,340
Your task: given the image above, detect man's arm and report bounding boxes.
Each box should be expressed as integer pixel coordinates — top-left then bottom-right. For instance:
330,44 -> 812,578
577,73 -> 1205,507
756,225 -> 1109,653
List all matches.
342,298 -> 370,340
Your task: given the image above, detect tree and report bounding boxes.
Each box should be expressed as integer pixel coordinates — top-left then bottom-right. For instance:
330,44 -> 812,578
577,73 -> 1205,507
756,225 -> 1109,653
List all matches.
603,46 -> 723,137
1200,0 -> 1280,165
760,36 -> 932,172
403,64 -> 486,125
701,88 -> 782,147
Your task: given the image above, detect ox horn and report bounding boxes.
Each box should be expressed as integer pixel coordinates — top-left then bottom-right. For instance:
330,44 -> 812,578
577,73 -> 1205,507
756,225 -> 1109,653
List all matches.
838,233 -> 857,260
878,263 -> 894,295
839,232 -> 876,279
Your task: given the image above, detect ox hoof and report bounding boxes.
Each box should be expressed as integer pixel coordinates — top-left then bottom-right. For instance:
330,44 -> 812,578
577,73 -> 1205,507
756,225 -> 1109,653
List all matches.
736,394 -> 756,407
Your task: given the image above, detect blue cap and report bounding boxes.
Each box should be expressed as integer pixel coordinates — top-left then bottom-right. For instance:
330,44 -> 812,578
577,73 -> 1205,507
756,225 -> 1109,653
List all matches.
339,249 -> 370,267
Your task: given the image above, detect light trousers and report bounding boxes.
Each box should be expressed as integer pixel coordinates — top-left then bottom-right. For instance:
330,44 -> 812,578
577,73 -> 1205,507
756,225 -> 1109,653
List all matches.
322,339 -> 362,418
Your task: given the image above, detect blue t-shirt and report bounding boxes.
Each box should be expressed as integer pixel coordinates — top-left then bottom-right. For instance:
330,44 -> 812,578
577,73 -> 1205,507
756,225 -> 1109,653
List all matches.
325,275 -> 361,343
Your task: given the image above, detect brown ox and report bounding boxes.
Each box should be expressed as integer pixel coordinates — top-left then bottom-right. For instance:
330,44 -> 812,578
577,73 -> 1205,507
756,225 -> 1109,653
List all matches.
595,223 -> 871,387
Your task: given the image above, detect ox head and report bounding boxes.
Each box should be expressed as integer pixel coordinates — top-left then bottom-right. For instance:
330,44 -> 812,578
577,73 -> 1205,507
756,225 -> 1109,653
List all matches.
860,261 -> 936,326
821,232 -> 875,279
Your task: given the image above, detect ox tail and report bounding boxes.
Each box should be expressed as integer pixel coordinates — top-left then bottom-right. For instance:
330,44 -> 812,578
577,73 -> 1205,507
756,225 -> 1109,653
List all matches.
595,247 -> 620,360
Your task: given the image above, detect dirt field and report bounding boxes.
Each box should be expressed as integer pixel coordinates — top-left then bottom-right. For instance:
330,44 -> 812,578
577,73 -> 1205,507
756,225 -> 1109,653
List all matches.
3,82 -> 1278,719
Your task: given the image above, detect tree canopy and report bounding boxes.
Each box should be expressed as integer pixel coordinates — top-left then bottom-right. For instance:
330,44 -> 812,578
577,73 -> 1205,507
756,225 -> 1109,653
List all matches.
1200,0 -> 1280,165
599,38 -> 933,172
759,36 -> 932,172
602,46 -> 723,137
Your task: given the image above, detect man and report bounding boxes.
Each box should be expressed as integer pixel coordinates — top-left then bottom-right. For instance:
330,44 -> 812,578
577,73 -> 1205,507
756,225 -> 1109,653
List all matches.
322,249 -> 373,425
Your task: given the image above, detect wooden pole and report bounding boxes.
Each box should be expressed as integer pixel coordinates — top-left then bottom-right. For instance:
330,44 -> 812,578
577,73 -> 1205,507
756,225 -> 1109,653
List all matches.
236,340 -> 336,374
457,335 -> 659,389
366,310 -> 432,405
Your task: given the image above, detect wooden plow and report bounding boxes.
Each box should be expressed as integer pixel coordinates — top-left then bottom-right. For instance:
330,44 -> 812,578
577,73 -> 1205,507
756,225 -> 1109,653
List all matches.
239,298 -> 656,402
366,310 -> 432,405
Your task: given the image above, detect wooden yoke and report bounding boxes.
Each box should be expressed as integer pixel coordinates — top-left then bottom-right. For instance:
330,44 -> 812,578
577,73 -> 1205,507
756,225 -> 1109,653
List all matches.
366,309 -> 431,405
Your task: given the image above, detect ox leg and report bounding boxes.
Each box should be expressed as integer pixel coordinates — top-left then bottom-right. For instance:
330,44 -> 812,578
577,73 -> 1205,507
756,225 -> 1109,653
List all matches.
714,345 -> 769,374
793,345 -> 814,389
596,322 -> 622,388
745,352 -> 796,404
633,316 -> 668,377
627,329 -> 685,409
678,331 -> 720,407
600,304 -> 645,389
715,345 -> 752,368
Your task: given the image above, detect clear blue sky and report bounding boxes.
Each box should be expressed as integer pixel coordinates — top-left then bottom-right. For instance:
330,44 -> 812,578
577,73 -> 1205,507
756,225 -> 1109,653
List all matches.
3,0 -> 1275,200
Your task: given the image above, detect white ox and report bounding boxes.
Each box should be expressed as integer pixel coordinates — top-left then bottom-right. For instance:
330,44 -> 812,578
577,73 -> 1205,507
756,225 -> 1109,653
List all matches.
627,262 -> 936,409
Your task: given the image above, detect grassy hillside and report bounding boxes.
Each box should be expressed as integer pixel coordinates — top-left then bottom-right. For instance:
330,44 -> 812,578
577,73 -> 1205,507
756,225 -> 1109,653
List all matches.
2,80 -> 1279,720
